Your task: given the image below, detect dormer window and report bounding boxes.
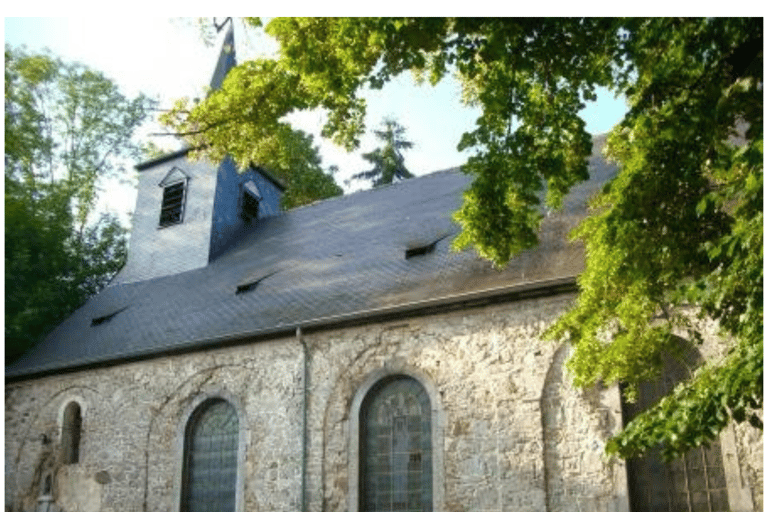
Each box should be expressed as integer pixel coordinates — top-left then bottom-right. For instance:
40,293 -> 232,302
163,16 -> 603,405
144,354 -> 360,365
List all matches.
240,180 -> 261,222
158,166 -> 190,228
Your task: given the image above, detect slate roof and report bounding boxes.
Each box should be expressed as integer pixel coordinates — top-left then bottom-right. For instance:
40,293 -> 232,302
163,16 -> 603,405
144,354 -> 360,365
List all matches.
6,141 -> 617,380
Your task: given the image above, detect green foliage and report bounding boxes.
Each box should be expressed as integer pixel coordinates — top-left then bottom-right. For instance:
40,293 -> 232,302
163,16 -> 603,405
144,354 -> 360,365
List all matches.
163,18 -> 762,460
159,56 -> 341,208
5,45 -> 153,363
607,336 -> 762,461
255,128 -> 343,209
543,17 -> 762,459
349,117 -> 414,187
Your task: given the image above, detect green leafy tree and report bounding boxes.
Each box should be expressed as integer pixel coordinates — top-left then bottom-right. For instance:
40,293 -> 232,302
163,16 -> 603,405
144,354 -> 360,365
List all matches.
158,56 -> 342,208
162,18 -> 762,460
5,45 -> 154,363
349,117 -> 414,187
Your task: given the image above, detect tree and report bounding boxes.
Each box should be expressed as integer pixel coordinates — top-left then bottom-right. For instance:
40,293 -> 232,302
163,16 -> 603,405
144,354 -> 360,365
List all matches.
245,126 -> 343,209
158,56 -> 342,208
348,117 -> 414,187
5,46 -> 154,363
162,18 -> 762,460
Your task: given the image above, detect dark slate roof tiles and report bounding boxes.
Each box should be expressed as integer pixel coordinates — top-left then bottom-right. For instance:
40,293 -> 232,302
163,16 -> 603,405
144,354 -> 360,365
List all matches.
7,153 -> 616,379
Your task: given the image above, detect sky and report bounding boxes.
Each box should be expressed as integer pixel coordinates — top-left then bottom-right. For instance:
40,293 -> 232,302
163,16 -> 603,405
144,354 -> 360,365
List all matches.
4,17 -> 628,221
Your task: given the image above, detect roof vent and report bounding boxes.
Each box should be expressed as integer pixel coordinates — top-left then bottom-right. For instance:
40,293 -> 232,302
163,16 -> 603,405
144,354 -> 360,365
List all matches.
91,306 -> 128,327
404,234 -> 450,259
405,244 -> 436,259
236,270 -> 278,295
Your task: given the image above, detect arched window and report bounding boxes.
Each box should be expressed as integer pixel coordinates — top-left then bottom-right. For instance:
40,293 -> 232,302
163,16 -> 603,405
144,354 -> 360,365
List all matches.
360,376 -> 432,512
182,399 -> 239,512
61,401 -> 82,464
623,354 -> 730,512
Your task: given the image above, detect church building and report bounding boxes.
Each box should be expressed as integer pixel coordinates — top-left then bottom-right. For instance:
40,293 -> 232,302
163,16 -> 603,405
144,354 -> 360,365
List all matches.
5,26 -> 762,512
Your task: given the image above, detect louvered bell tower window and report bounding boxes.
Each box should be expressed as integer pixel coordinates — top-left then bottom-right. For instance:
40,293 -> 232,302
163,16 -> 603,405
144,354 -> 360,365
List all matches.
159,181 -> 187,227
240,180 -> 261,222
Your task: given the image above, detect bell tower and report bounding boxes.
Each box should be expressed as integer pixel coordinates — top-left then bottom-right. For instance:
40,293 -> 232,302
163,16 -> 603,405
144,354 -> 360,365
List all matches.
113,21 -> 284,285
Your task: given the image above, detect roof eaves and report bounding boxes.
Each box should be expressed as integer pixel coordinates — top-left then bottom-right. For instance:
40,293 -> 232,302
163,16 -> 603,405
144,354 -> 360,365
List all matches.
250,165 -> 287,191
5,275 -> 577,384
135,149 -> 287,193
135,147 -> 195,171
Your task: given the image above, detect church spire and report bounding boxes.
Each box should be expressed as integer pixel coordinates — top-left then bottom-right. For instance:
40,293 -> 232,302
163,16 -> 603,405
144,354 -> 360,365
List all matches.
209,19 -> 235,90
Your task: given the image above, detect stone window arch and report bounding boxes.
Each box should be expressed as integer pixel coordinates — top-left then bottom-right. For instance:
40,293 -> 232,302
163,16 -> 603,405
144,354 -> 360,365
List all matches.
349,365 -> 444,512
61,401 -> 82,464
181,398 -> 240,512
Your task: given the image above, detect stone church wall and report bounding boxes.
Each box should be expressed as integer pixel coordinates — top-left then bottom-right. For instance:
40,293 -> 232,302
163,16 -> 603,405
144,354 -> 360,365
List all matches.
307,294 -> 628,512
5,295 -> 762,512
5,339 -> 304,512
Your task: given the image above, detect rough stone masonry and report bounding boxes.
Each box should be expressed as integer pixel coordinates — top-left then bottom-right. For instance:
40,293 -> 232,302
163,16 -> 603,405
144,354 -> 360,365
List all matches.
5,295 -> 762,512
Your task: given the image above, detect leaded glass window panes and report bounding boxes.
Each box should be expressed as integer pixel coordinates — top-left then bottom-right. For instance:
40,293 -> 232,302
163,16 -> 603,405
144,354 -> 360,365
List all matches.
623,356 -> 730,512
361,376 -> 432,512
182,399 -> 239,512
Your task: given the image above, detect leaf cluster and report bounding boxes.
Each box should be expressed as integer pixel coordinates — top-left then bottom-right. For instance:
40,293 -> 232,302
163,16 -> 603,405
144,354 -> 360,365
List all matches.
264,18 -> 615,263
544,18 -> 762,458
160,56 -> 341,208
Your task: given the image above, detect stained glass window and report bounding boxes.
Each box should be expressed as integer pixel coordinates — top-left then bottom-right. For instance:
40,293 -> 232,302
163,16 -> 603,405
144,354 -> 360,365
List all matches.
182,399 -> 239,512
360,376 -> 432,512
623,357 -> 730,512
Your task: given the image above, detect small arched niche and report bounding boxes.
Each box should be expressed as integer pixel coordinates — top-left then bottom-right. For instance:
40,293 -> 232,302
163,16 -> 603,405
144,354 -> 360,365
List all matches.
60,401 -> 82,465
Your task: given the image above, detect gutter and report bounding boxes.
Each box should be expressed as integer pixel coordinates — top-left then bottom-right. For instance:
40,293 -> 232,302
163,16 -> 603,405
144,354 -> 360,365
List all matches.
6,276 -> 578,383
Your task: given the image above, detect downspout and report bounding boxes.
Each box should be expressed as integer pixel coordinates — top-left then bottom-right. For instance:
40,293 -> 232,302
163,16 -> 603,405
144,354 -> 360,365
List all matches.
297,326 -> 309,512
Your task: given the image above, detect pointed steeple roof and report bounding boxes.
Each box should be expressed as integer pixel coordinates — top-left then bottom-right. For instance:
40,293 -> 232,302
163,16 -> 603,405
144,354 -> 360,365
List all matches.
210,22 -> 236,90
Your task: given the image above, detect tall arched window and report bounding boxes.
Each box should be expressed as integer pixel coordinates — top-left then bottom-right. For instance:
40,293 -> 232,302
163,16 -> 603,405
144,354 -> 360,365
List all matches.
360,376 -> 432,512
61,401 -> 82,464
623,353 -> 730,512
182,399 -> 239,512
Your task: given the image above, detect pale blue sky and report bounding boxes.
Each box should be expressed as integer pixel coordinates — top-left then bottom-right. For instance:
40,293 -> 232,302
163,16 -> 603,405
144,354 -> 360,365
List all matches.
5,17 -> 628,205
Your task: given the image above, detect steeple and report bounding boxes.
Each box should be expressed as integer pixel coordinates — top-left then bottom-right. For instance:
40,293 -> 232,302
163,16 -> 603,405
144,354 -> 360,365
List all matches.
210,21 -> 236,90
113,18 -> 284,286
